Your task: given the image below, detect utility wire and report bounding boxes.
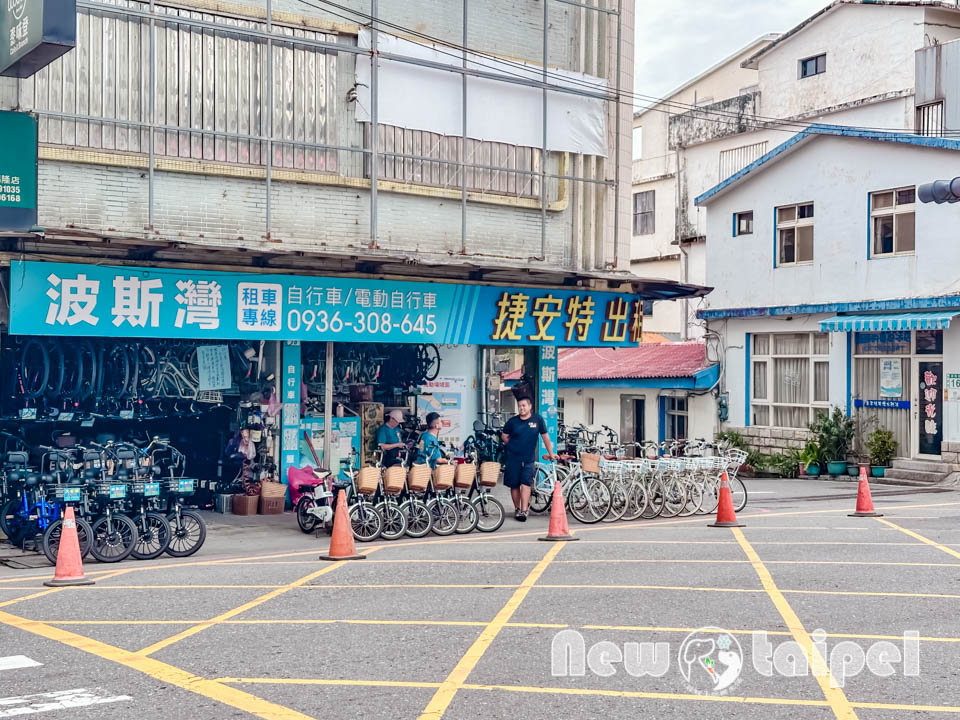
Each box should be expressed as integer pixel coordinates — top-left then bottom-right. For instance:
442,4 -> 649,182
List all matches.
296,0 -> 960,140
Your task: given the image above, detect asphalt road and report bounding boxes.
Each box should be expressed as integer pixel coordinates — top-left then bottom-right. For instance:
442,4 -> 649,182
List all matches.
1,478 -> 959,720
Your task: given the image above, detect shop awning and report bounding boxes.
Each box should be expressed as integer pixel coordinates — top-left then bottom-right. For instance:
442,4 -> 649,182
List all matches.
819,311 -> 960,332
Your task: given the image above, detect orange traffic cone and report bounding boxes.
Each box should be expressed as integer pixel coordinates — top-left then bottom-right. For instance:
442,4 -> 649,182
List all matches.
849,466 -> 883,518
320,489 -> 367,561
538,481 -> 580,542
44,507 -> 94,587
708,472 -> 745,528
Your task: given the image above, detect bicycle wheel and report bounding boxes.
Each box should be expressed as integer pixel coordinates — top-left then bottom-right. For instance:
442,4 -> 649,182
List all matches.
296,497 -> 319,534
41,517 -> 93,565
730,477 -> 748,513
375,501 -> 408,541
349,502 -> 382,542
699,479 -> 721,515
419,344 -> 441,382
621,482 -> 648,522
131,511 -> 172,560
90,514 -> 138,563
641,478 -> 666,519
453,496 -> 478,534
166,509 -> 207,557
679,482 -> 704,518
472,494 -> 505,533
401,499 -> 433,539
427,497 -> 458,536
44,341 -> 65,399
19,339 -> 49,399
568,477 -> 611,524
0,498 -> 23,539
602,479 -> 629,522
660,477 -> 687,518
530,466 -> 554,514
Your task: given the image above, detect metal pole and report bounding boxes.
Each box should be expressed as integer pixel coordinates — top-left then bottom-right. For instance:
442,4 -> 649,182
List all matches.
460,0 -> 467,255
265,0 -> 273,240
370,0 -> 379,248
323,341 -> 334,468
540,0 -> 548,261
148,0 -> 155,229
613,0 -> 622,270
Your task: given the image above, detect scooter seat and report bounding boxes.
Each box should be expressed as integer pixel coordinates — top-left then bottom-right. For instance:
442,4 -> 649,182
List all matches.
299,483 -> 319,494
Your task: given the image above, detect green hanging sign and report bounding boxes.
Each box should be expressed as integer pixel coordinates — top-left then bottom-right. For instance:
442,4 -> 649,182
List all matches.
0,0 -> 76,78
0,111 -> 38,231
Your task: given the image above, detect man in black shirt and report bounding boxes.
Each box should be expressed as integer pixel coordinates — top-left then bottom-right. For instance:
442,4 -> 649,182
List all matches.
501,395 -> 557,522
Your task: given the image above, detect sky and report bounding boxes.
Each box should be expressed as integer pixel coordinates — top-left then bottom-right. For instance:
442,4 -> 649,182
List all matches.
634,0 -> 831,103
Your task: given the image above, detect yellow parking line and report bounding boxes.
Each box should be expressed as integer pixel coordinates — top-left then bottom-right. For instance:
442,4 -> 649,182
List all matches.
875,518 -> 960,561
0,609 -> 316,720
135,547 -> 381,657
733,528 -> 857,720
220,677 -> 442,689
417,542 -> 566,720
0,588 -> 62,608
852,701 -> 960,713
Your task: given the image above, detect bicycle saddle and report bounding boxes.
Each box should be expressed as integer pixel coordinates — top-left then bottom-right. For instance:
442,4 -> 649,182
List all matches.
83,469 -> 100,481
40,473 -> 55,484
24,473 -> 40,486
6,470 -> 22,482
299,483 -> 319,493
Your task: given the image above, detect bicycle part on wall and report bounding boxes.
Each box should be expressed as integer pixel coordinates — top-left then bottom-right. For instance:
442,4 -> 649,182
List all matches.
302,343 -> 441,401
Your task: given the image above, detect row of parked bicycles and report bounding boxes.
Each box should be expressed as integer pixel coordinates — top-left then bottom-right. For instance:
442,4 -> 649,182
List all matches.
292,438 -> 505,542
0,435 -> 207,564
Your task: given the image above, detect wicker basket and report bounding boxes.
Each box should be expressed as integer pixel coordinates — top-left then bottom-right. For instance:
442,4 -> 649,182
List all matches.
454,463 -> 476,489
479,462 -> 500,487
408,464 -> 431,493
434,464 -> 456,490
383,466 -> 406,495
260,481 -> 288,499
580,453 -> 602,474
356,466 -> 381,496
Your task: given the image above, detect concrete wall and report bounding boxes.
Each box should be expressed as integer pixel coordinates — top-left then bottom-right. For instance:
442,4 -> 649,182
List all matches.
755,4 -> 927,121
701,136 -> 960,312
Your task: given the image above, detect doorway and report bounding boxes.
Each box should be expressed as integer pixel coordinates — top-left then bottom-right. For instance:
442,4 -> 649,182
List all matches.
619,395 -> 646,457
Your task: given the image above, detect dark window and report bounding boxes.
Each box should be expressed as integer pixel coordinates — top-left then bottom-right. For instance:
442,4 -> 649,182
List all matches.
736,211 -> 753,236
642,300 -> 654,316
665,397 -> 688,441
633,190 -> 655,235
916,330 -> 943,355
800,54 -> 826,78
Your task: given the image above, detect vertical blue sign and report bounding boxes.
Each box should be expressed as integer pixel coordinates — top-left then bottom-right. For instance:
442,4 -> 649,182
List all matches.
539,345 -> 558,454
280,341 -> 301,487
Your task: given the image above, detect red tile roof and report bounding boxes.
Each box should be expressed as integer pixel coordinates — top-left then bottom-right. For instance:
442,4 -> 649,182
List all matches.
503,342 -> 711,381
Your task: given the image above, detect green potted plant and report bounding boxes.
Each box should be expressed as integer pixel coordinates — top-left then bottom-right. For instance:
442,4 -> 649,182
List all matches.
810,407 -> 855,476
799,440 -> 822,476
866,428 -> 897,478
851,413 -> 878,477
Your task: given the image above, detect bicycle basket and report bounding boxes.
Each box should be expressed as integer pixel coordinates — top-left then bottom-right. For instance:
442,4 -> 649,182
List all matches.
408,464 -> 432,492
435,464 -> 457,490
725,449 -> 749,468
196,390 -> 223,404
478,462 -> 500,487
383,466 -> 406,495
356,466 -> 381,495
580,453 -> 602,474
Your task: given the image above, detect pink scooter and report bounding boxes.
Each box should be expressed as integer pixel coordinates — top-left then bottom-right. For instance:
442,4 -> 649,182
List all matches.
290,432 -> 335,533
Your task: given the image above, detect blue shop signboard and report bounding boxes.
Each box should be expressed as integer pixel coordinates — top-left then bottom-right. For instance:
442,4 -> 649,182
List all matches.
9,261 -> 647,347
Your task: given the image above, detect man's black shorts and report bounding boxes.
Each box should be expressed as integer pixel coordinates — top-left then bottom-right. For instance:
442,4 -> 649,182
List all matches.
503,460 -> 536,489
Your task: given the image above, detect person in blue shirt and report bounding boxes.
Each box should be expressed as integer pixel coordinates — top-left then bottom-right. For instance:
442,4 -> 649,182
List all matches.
502,393 -> 557,522
417,412 -> 448,469
377,409 -> 406,467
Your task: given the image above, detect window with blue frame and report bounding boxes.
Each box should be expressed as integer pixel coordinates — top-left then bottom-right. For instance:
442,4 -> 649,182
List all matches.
734,211 -> 753,236
665,396 -> 688,440
870,187 -> 915,257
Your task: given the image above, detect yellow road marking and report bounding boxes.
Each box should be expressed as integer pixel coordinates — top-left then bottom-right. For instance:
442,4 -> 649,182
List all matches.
214,676 -> 960,713
219,677 -> 442,689
0,609 -> 316,720
417,542 -> 566,720
135,547 -> 381,657
0,588 -> 62,608
732,528 -> 857,720
2,499 -> 958,585
875,518 -> 960,561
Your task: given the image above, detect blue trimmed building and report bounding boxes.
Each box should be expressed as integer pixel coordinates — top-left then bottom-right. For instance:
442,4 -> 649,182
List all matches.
695,125 -> 960,480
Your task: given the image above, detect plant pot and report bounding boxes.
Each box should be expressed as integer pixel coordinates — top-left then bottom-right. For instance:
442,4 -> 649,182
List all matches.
846,464 -> 859,477
826,461 -> 847,476
798,463 -> 807,478
806,463 -> 821,477
871,466 -> 886,478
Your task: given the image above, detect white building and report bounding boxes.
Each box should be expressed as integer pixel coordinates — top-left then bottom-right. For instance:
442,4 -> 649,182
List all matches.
633,0 -> 960,342
696,125 -> 960,481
